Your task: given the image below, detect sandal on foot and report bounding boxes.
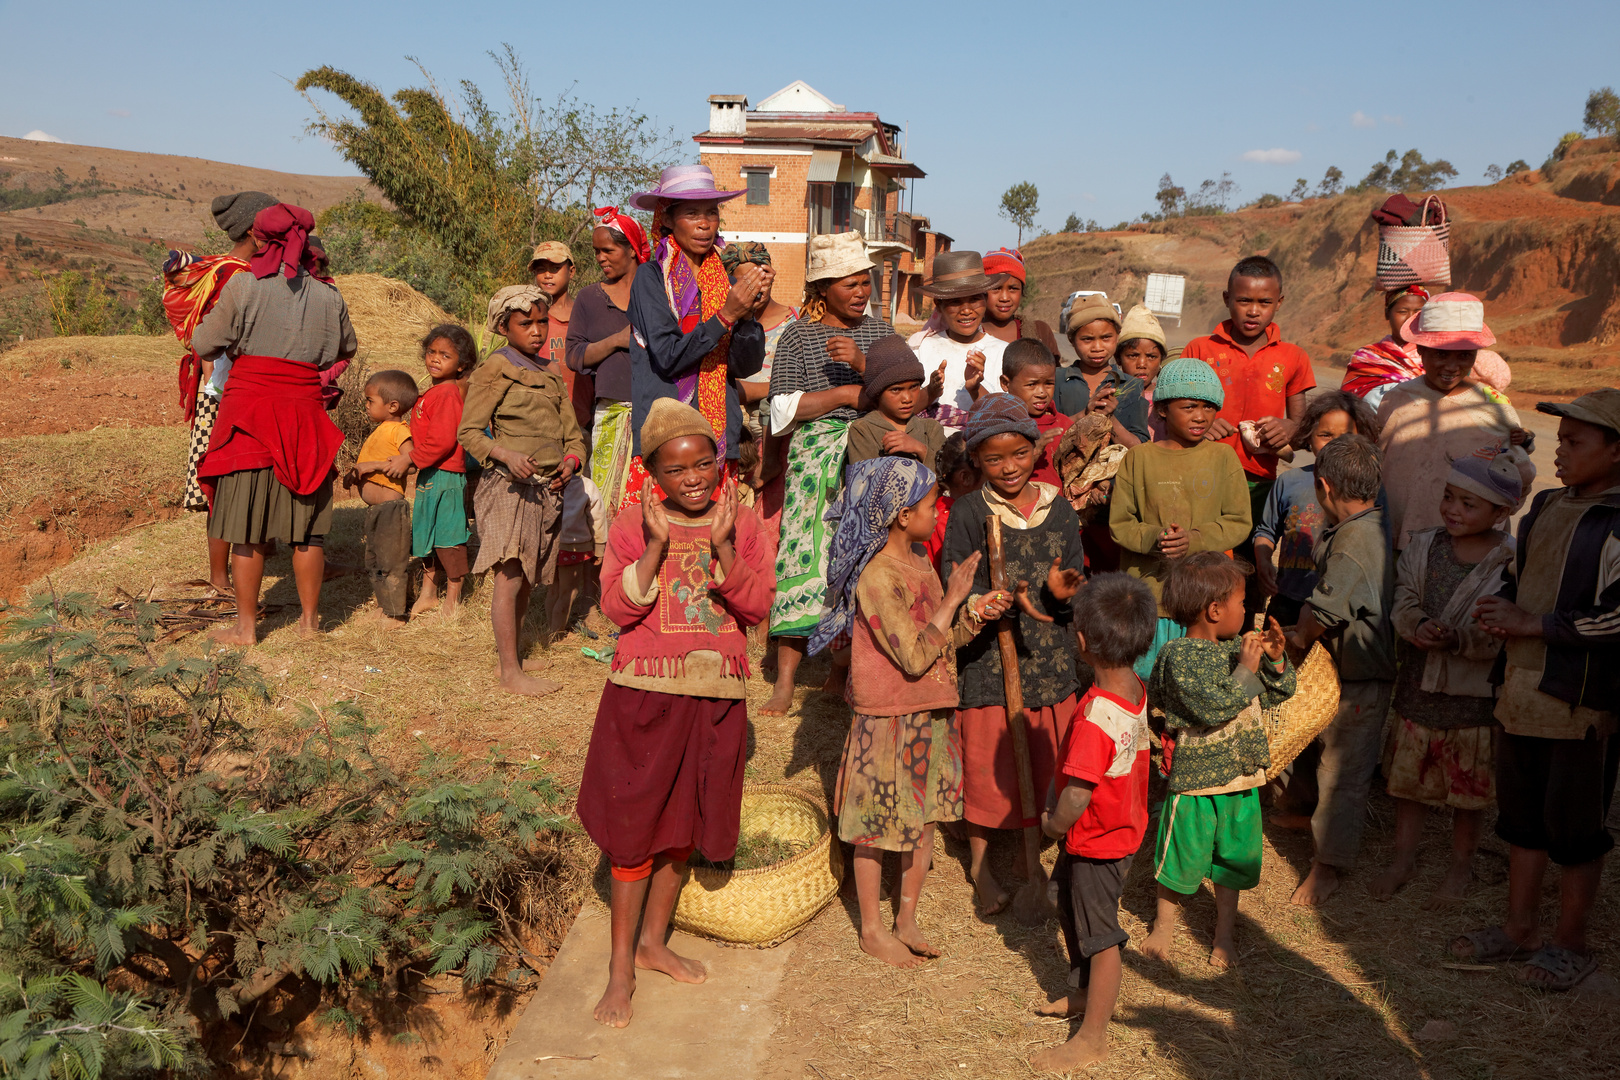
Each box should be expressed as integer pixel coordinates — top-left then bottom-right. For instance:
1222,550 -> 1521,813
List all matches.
1449,926 -> 1534,963
1518,944 -> 1598,992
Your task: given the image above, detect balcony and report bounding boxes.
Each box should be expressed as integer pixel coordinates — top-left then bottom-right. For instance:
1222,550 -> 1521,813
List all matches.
851,209 -> 916,254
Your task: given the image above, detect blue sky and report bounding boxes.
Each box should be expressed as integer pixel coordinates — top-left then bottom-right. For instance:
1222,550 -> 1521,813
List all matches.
2,0 -> 1614,250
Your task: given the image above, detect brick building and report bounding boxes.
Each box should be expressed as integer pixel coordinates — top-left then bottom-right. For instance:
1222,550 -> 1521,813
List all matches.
695,81 -> 949,330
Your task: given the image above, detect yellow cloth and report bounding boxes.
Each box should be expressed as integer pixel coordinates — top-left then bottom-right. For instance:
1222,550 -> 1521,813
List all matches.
358,420 -> 412,494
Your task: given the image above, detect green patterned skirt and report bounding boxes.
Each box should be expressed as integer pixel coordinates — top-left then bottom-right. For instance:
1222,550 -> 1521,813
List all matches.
769,415 -> 848,636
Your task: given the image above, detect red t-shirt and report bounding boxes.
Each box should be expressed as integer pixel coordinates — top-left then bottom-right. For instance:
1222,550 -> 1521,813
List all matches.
1178,321 -> 1315,480
544,311 -> 594,431
926,493 -> 954,573
1060,680 -> 1152,859
1032,409 -> 1073,489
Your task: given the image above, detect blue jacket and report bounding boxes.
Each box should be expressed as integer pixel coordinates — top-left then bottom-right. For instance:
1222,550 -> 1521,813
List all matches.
1055,362 -> 1149,443
627,259 -> 764,460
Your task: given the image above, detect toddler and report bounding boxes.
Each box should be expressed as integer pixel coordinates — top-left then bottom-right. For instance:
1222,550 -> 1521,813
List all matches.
925,433 -> 978,570
1031,573 -> 1158,1071
351,369 -> 419,627
845,335 -> 946,474
812,456 -> 1006,967
1143,553 -> 1294,969
409,324 -> 475,618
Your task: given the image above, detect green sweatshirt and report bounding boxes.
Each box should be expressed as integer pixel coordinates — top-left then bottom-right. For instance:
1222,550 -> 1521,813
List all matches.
1109,440 -> 1253,615
1150,636 -> 1296,794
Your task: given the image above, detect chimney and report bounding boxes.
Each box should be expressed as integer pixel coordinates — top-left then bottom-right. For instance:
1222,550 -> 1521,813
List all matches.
709,94 -> 748,137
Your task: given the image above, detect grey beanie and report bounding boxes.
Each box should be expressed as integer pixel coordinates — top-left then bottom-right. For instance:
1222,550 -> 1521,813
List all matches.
211,191 -> 278,242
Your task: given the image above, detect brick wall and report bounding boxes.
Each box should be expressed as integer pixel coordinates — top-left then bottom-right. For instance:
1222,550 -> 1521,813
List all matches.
702,150 -> 810,307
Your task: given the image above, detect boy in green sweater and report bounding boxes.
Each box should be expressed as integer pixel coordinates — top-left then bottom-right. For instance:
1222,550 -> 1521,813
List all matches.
1143,552 -> 1295,969
1110,358 -> 1254,678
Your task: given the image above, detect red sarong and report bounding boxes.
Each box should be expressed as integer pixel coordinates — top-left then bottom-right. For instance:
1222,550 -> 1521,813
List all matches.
197,355 -> 343,506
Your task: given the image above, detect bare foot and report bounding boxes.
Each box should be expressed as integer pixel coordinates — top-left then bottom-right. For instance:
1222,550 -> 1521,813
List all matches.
492,657 -> 551,677
1140,925 -> 1175,965
367,608 -> 409,629
1290,861 -> 1340,907
297,616 -> 321,640
1033,996 -> 1084,1018
1368,857 -> 1418,901
1030,1030 -> 1108,1073
1210,935 -> 1237,970
1424,860 -> 1473,910
859,927 -> 925,968
759,683 -> 795,717
593,964 -> 635,1028
499,671 -> 562,697
973,866 -> 1011,917
1269,811 -> 1313,831
208,575 -> 232,595
635,941 -> 707,984
821,664 -> 849,698
409,593 -> 440,618
893,919 -> 941,959
209,623 -> 255,647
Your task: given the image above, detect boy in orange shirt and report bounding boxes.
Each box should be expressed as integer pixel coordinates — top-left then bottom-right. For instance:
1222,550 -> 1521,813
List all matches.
1180,256 -> 1316,609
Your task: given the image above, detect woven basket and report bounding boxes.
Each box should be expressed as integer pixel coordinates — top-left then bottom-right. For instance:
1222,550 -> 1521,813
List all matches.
671,783 -> 844,947
1262,643 -> 1342,780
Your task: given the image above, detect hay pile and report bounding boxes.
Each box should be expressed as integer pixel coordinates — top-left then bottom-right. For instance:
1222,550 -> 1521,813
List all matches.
332,274 -> 454,363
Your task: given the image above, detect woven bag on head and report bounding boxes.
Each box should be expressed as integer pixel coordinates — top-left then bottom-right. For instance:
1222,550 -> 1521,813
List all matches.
1262,643 -> 1342,780
671,783 -> 844,947
1376,195 -> 1451,288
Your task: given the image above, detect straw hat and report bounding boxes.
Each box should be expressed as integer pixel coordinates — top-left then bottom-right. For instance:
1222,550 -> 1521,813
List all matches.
921,250 -> 1008,299
1119,304 -> 1167,350
1400,292 -> 1497,350
806,231 -> 876,283
628,164 -> 746,211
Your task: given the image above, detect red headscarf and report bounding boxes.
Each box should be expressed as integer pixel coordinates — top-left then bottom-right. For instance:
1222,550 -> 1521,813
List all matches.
1384,283 -> 1431,309
250,203 -> 317,280
593,205 -> 651,264
982,246 -> 1026,282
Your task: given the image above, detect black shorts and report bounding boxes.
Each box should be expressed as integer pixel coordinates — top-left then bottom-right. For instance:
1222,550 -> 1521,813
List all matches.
1055,850 -> 1134,989
1495,729 -> 1620,866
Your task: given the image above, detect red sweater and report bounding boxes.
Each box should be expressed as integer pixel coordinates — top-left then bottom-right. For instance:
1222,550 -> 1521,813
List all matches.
410,381 -> 466,472
1032,409 -> 1072,488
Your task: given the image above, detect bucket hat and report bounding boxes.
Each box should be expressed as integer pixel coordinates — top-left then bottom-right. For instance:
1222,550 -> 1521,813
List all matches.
1400,292 -> 1497,350
921,250 -> 1008,300
807,231 -> 876,283
628,164 -> 747,212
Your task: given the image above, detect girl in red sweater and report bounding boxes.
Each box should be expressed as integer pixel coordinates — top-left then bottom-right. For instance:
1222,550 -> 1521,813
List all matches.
576,399 -> 775,1028
409,324 -> 476,617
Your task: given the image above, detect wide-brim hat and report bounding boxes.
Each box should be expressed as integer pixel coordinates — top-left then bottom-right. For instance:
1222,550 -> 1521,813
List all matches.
1401,291 -> 1496,350
807,230 -> 876,283
922,250 -> 1008,299
628,164 -> 746,212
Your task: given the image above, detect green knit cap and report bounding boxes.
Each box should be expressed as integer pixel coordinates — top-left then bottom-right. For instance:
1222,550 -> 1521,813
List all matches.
1154,358 -> 1224,408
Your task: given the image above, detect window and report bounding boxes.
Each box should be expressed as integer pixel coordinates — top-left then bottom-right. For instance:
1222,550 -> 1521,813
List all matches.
809,182 -> 855,234
746,170 -> 770,206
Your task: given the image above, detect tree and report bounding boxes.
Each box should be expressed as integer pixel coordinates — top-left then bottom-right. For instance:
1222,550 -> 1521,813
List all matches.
1315,166 -> 1344,197
1584,87 -> 1620,141
1354,149 -> 1457,193
1185,172 -> 1238,215
1154,173 -> 1185,217
1505,159 -> 1530,177
998,182 -> 1040,244
1288,177 -> 1309,201
1062,212 -> 1081,233
1484,163 -> 1503,182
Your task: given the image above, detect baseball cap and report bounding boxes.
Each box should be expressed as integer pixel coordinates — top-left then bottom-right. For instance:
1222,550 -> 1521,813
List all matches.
528,240 -> 573,271
1536,389 -> 1620,436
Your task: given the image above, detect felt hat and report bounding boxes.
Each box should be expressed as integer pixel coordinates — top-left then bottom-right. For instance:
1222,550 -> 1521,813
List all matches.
982,247 -> 1026,282
528,240 -> 573,271
1065,296 -> 1122,337
628,164 -> 747,211
1400,292 -> 1497,350
211,190 -> 277,242
1536,388 -> 1620,436
807,231 -> 876,283
964,392 -> 1039,449
921,250 -> 1008,300
1447,447 -> 1524,507
640,397 -> 717,462
486,284 -> 549,336
860,335 -> 926,410
1155,358 -> 1225,408
1118,304 -> 1167,351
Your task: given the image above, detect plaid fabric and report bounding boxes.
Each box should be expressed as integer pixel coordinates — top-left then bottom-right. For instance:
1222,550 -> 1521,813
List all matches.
182,388 -> 220,512
470,471 -> 564,586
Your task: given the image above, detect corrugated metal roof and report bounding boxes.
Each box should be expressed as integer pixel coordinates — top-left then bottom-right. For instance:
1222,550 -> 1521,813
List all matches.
807,149 -> 842,183
865,153 -> 925,179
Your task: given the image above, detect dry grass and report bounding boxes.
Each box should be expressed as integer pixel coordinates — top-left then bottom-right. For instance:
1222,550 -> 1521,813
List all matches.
0,334 -> 179,375
334,272 -> 455,360
0,424 -> 186,536
33,511 -> 1620,1080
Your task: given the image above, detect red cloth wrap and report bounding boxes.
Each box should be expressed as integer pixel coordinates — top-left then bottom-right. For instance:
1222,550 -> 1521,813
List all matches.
161,254 -> 249,419
196,356 -> 343,504
593,205 -> 651,264
250,204 -> 317,280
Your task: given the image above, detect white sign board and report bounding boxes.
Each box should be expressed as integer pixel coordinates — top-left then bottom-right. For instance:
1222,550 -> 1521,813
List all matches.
1143,273 -> 1186,322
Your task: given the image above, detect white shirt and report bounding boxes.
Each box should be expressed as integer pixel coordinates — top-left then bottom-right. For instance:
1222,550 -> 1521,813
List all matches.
907,329 -> 1008,431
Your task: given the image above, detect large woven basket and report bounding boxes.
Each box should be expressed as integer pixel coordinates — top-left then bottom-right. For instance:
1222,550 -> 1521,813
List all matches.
671,783 -> 843,947
1263,643 -> 1341,780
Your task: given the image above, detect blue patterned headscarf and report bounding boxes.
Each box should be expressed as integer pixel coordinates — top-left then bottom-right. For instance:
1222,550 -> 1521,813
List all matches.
808,457 -> 937,656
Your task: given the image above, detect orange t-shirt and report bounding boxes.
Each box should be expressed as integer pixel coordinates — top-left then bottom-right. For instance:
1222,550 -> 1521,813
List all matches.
1179,321 -> 1315,480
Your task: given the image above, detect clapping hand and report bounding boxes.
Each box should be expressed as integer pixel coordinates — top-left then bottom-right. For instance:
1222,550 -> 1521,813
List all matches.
825,336 -> 866,373
710,479 -> 738,550
927,359 -> 946,402
943,552 -> 982,609
640,478 -> 670,545
721,264 -> 765,323
1258,616 -> 1287,661
1047,555 -> 1083,602
964,349 -> 986,393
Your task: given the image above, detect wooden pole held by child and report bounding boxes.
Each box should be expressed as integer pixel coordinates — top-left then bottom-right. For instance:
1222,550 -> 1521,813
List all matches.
986,515 -> 1053,924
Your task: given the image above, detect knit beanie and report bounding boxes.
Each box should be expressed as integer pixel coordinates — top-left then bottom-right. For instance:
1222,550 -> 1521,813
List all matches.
964,393 -> 1039,450
641,398 -> 717,464
211,191 -> 278,242
1446,448 -> 1524,508
860,335 -> 926,410
1154,358 -> 1225,409
1118,304 -> 1167,352
486,284 -> 549,336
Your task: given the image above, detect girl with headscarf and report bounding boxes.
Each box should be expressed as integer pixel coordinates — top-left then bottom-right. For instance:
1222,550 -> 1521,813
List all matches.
568,206 -> 651,516
1344,285 -> 1513,409
623,165 -> 770,509
812,456 -> 1009,965
192,202 -> 357,645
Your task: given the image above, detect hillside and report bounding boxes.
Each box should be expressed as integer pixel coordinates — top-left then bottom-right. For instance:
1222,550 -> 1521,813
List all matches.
1022,139 -> 1620,397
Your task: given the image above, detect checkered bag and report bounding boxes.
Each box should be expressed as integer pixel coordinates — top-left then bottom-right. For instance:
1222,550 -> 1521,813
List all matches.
182,389 -> 219,512
1376,194 -> 1451,288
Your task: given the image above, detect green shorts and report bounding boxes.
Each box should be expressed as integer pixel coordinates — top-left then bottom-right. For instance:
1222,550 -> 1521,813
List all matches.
1154,788 -> 1261,894
411,466 -> 471,558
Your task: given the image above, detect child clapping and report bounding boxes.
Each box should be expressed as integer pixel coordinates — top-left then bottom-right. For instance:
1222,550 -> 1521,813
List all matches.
845,335 -> 946,475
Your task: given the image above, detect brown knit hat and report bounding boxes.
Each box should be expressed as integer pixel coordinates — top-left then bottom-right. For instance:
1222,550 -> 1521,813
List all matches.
640,398 -> 716,464
860,334 -> 926,410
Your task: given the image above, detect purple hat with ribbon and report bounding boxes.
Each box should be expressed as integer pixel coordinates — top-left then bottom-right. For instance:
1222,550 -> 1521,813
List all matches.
628,164 -> 747,211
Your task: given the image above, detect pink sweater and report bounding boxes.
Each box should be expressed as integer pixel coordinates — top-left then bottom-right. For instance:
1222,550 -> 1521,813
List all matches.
601,503 -> 775,687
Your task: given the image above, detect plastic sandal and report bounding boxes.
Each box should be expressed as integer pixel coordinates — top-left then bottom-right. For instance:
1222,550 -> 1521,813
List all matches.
1449,926 -> 1534,963
1518,944 -> 1599,992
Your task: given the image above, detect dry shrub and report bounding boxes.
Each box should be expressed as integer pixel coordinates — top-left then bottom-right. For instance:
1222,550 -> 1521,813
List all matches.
334,273 -> 455,357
